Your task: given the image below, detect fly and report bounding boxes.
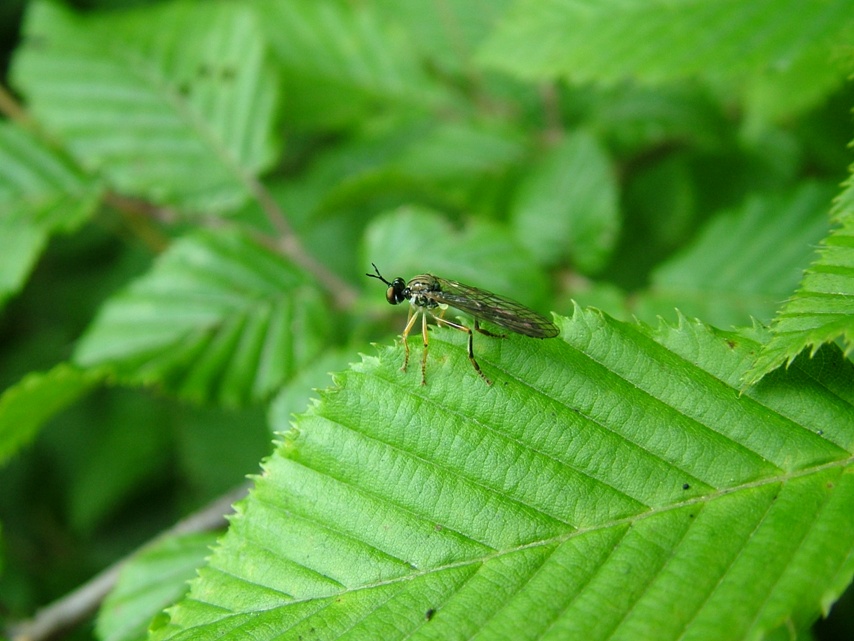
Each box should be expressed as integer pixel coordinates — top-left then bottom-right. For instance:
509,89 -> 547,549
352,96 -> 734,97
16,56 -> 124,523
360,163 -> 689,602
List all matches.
367,263 -> 559,385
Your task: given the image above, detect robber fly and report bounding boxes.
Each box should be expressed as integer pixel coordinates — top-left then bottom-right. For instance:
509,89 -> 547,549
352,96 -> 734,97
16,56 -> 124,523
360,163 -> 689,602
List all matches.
367,263 -> 559,385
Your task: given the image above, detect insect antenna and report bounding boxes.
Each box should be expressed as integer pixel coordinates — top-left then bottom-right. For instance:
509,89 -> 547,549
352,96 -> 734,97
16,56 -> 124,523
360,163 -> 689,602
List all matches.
366,262 -> 392,286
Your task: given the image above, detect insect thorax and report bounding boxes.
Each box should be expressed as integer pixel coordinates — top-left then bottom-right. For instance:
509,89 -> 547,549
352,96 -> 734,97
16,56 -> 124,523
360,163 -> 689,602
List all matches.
407,275 -> 441,309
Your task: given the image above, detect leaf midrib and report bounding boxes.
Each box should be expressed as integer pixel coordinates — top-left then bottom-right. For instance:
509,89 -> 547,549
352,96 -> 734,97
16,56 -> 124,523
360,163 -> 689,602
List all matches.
48,12 -> 256,197
215,455 -> 853,610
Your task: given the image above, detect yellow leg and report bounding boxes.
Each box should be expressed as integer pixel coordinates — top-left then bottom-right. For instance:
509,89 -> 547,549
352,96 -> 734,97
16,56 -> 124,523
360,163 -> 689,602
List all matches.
433,314 -> 492,385
420,312 -> 429,385
400,308 -> 419,373
474,319 -> 505,338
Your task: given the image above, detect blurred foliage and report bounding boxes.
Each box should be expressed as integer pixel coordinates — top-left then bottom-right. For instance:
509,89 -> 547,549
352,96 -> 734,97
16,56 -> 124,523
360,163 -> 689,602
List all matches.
0,0 -> 852,639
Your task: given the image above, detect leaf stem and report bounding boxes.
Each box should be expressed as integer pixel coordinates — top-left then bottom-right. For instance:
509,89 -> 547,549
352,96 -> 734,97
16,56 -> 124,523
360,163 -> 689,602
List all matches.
4,483 -> 251,641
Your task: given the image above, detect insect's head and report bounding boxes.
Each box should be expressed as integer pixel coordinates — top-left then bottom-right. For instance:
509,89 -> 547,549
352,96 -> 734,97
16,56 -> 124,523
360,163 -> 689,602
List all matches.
366,263 -> 409,305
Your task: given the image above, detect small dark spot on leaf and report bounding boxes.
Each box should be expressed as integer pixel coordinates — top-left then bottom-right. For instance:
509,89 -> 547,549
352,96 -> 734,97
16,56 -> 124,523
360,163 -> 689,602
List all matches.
817,429 -> 824,436
434,523 -> 443,531
682,483 -> 690,490
827,482 -> 835,489
426,608 -> 436,621
726,339 -> 737,349
689,513 -> 695,518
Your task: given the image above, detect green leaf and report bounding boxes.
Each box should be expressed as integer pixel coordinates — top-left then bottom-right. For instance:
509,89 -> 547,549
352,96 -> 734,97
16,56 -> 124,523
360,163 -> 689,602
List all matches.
319,120 -> 528,215
362,205 -> 550,309
393,121 -> 527,183
510,130 -> 619,272
0,217 -> 47,309
742,36 -> 853,125
478,0 -> 854,118
635,182 -> 833,328
149,306 -> 854,641
0,122 -> 101,305
0,122 -> 100,231
0,362 -> 104,465
743,204 -> 854,386
584,83 -> 732,154
11,0 -> 279,214
268,348 -> 355,425
73,229 -> 330,406
371,0 -> 514,74
97,531 -> 217,641
254,0 -> 447,129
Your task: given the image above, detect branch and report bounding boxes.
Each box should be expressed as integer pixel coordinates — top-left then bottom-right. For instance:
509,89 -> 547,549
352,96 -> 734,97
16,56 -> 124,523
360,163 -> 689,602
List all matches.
5,483 -> 251,641
0,83 -> 28,124
0,82 -> 359,311
539,82 -> 563,145
244,175 -> 359,310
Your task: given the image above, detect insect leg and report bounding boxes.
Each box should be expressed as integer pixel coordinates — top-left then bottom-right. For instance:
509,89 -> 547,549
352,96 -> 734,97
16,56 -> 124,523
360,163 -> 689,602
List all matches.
432,314 -> 492,386
474,319 -> 506,339
400,308 -> 419,373
420,311 -> 429,385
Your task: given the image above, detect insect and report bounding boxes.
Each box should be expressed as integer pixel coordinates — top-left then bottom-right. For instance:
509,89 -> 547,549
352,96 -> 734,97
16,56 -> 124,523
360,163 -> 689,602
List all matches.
367,263 -> 559,385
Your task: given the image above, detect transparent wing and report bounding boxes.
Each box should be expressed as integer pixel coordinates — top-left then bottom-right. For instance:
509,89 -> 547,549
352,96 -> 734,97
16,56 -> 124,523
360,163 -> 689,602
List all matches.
429,277 -> 559,338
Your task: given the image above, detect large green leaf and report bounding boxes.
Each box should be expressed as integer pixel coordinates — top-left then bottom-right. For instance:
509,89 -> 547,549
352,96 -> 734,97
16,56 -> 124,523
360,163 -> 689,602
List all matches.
635,182 -> 833,328
478,0 -> 854,119
73,229 -> 330,406
744,203 -> 854,386
11,0 -> 278,214
149,306 -> 854,641
254,0 -> 447,129
0,122 -> 101,305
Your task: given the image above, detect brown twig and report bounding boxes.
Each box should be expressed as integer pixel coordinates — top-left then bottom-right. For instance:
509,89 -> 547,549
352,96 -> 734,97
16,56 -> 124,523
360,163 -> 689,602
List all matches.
244,175 -> 358,310
0,83 -> 28,124
539,82 -> 563,145
0,81 -> 359,310
5,483 -> 251,641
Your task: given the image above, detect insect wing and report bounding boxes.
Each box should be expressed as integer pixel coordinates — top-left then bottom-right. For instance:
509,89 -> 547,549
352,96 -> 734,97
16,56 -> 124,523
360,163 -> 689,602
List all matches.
430,277 -> 559,338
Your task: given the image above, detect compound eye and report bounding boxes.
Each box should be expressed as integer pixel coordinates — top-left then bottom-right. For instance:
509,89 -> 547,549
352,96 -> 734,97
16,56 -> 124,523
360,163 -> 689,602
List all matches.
384,278 -> 408,305
385,286 -> 399,305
